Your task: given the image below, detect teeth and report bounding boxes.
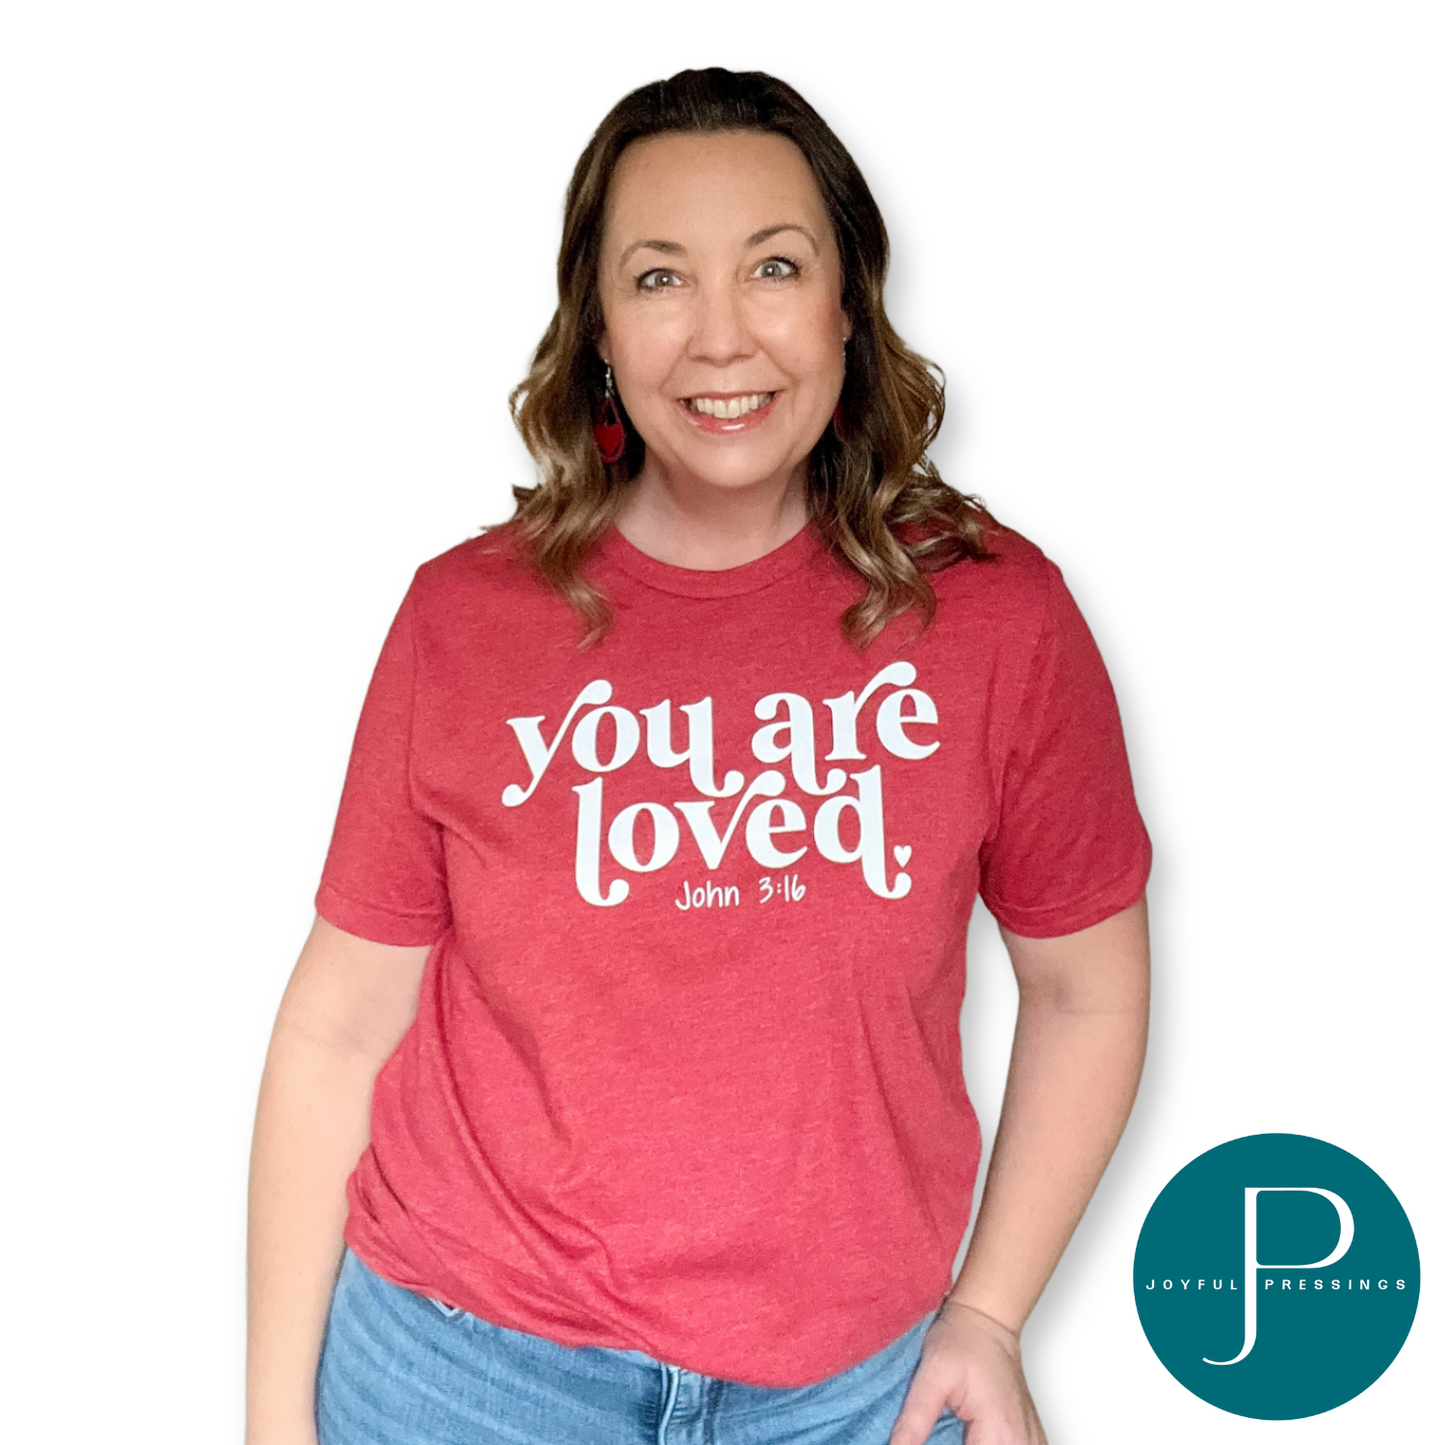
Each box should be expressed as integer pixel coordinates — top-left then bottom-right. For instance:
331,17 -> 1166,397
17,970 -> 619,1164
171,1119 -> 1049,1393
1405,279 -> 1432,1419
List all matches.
689,392 -> 773,418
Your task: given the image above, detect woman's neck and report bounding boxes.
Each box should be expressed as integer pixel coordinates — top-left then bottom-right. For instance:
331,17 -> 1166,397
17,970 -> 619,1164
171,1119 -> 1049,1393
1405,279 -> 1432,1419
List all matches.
611,457 -> 810,571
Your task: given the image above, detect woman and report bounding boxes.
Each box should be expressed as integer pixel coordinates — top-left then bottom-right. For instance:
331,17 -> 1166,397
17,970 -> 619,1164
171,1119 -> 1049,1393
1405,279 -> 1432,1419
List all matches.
248,68 -> 1151,1445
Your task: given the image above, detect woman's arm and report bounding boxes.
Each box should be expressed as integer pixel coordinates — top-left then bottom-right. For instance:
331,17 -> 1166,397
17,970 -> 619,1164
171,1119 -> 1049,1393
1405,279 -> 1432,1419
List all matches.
890,895 -> 1151,1445
246,917 -> 430,1445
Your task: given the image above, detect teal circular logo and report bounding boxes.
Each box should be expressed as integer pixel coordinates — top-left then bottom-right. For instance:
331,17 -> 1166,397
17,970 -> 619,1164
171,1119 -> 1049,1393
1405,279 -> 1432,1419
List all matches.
1134,1134 -> 1419,1419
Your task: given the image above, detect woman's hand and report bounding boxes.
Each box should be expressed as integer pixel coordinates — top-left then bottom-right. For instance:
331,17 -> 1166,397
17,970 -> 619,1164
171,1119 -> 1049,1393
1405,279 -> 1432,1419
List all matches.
888,1301 -> 1047,1445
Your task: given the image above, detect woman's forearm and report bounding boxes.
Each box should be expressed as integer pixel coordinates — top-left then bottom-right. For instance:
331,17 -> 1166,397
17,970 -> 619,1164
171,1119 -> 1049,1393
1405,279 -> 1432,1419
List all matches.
246,920 -> 430,1445
946,901 -> 1150,1333
246,1026 -> 378,1445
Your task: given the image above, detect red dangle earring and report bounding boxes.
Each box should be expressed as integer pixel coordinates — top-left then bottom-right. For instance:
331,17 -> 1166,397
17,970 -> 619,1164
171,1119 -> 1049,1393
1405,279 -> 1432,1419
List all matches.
593,363 -> 627,465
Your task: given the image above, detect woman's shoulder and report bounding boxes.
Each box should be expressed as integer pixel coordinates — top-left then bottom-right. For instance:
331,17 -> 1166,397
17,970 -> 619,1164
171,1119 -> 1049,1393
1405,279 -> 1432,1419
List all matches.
396,523 -> 576,648
978,522 -> 1056,577
406,522 -> 537,602
925,521 -> 1065,619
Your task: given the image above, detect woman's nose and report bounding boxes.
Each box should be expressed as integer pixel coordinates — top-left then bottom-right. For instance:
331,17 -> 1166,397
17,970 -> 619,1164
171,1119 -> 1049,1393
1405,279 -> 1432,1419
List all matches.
687,283 -> 753,365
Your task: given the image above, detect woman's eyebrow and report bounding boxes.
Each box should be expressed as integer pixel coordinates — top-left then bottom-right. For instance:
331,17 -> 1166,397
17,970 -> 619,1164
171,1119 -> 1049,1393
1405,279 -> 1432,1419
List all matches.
619,238 -> 685,267
746,223 -> 820,252
617,224 -> 821,269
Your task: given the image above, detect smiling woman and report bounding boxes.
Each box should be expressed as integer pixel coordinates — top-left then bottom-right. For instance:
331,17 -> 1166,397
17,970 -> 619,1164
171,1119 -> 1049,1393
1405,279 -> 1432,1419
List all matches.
247,67 -> 1152,1445
597,130 -> 852,544
507,71 -> 993,640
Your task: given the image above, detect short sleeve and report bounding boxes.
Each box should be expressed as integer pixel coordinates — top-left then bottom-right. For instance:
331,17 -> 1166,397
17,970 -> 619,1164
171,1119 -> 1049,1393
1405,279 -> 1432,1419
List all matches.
978,561 -> 1151,937
314,583 -> 452,946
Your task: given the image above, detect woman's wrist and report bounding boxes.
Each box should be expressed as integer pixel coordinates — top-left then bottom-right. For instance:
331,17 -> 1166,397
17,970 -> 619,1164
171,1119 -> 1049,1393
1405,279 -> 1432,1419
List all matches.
937,1293 -> 1024,1340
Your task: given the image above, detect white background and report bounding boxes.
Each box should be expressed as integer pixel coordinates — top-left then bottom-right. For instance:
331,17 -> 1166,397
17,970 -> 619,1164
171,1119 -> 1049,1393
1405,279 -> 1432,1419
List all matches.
2,2 -> 1439,1440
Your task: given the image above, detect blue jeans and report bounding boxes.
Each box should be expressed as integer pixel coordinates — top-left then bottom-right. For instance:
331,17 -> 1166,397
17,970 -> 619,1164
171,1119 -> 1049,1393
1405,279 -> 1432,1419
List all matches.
317,1249 -> 964,1444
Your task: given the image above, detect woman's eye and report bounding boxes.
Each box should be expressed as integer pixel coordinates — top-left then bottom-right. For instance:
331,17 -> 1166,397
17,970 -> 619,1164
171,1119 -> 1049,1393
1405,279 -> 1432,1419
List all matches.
637,270 -> 681,291
753,257 -> 799,281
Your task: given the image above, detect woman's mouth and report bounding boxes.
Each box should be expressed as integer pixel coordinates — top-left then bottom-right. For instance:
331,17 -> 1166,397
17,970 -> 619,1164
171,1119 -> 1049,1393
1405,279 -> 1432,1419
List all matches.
680,391 -> 778,433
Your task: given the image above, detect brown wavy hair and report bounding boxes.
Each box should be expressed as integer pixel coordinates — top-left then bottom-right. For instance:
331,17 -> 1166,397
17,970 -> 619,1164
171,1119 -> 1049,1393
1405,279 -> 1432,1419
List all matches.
505,67 -> 994,647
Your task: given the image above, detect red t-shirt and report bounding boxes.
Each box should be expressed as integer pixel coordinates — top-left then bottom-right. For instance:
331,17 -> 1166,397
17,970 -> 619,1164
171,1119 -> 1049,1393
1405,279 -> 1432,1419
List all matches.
316,519 -> 1150,1386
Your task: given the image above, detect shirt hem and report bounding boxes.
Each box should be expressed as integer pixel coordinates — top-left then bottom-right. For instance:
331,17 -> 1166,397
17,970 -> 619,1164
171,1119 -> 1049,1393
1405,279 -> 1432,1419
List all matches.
341,1207 -> 957,1389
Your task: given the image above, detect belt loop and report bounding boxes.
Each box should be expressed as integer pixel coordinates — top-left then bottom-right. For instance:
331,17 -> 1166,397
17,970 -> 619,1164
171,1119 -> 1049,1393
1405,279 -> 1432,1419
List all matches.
656,1361 -> 681,1443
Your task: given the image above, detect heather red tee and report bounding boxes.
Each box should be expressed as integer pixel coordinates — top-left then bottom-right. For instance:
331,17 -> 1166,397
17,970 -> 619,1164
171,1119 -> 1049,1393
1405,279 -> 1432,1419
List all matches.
315,520 -> 1150,1386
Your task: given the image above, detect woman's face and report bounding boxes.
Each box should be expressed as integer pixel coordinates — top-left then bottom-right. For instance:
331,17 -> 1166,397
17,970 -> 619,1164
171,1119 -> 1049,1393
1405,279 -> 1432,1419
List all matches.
596,130 -> 851,503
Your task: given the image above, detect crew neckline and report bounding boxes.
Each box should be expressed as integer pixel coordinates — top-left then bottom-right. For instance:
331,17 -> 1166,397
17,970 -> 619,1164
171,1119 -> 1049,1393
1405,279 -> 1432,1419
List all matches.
594,519 -> 820,599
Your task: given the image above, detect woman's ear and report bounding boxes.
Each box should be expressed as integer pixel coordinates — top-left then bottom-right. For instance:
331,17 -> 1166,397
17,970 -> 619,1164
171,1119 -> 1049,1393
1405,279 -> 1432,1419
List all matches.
596,333 -> 613,367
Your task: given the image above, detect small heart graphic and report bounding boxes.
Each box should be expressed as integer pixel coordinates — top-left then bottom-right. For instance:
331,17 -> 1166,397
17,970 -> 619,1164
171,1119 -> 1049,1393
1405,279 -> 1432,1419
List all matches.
893,845 -> 912,866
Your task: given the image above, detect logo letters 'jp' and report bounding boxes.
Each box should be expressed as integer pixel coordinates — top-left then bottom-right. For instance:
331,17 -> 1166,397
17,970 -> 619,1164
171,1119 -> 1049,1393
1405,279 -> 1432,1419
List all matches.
1205,1187 -> 1354,1366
